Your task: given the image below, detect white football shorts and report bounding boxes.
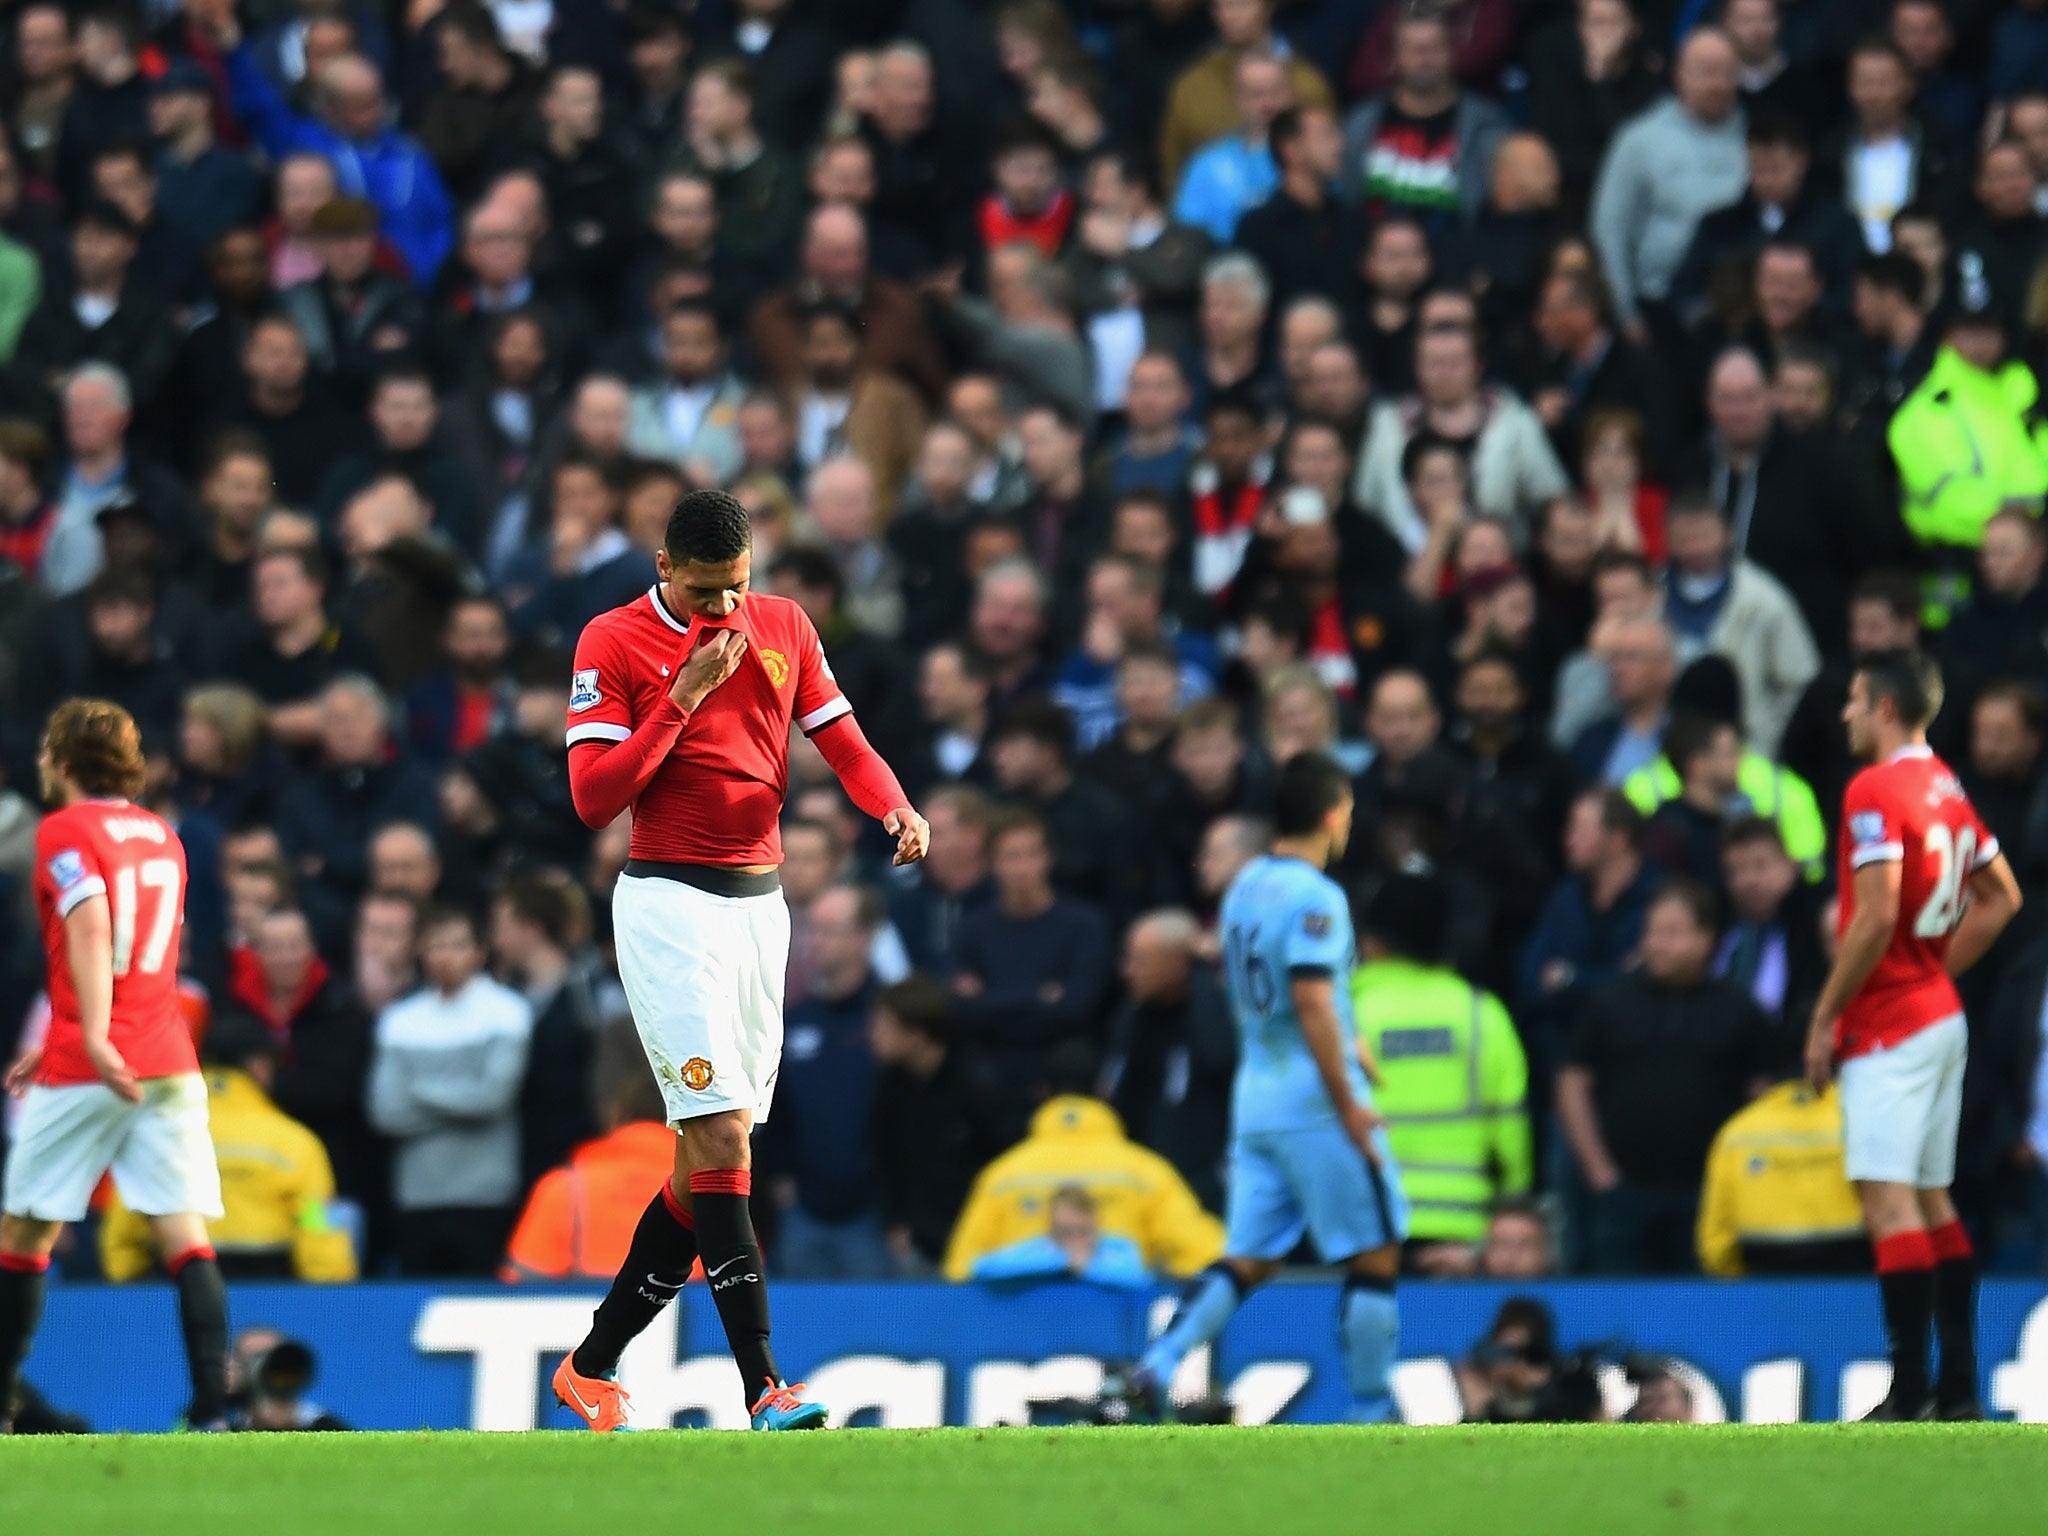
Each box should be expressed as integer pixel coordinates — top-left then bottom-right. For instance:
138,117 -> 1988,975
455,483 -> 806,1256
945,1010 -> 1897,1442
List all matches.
1838,1013 -> 1966,1188
612,871 -> 791,1126
2,1073 -> 224,1223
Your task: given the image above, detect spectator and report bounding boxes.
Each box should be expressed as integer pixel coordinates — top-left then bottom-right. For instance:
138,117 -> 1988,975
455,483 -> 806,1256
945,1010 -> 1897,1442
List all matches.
910,643 -> 994,798
1671,114 -> 1865,330
1676,346 -> 1897,662
1099,908 -> 1235,1212
987,699 -> 1132,915
14,200 -> 177,427
623,301 -> 745,488
220,546 -> 364,749
1559,879 -> 1774,1273
99,1011 -> 358,1283
1354,868 -> 1531,1261
952,808 -> 1116,1117
215,906 -> 377,1214
212,313 -> 359,507
937,244 -> 1095,426
502,1032 -> 675,1283
806,458 -> 905,642
0,421 -> 56,587
1715,816 -> 1829,1032
401,594 -> 515,766
763,885 -> 890,1278
790,300 -> 926,518
969,1185 -> 1152,1287
1157,0 -> 1334,194
1527,266 -> 1673,477
749,203 -> 949,407
857,40 -> 980,276
1959,682 -> 2046,880
1889,281 -> 2048,627
1054,554 -> 1217,751
868,974 -> 1005,1271
1341,7 -> 1510,235
274,675 -> 440,908
1520,788 -> 1657,1074
1480,1198 -> 1557,1279
1839,251 -> 1935,467
147,64 -> 263,302
943,1091 -> 1224,1280
492,870 -> 618,1187
1639,711 -> 1747,890
1081,641 -> 1188,812
1065,154 -> 1212,414
1661,492 -> 1820,755
276,197 -> 423,402
1172,50 -> 1292,245
1591,27 -> 1747,341
367,905 -> 533,1276
351,888 -> 419,1016
220,31 -> 456,285
1697,1081 -> 1865,1276
674,60 -> 804,277
976,120 -> 1073,263
1356,322 -> 1570,548
887,786 -> 995,979
1945,511 -> 2048,711
1782,569 -> 1924,818
1525,0 -> 1665,211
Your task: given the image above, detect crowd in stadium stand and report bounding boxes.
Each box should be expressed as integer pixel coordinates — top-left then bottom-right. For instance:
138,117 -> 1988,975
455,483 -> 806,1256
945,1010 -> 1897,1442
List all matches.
2,0 -> 2048,1286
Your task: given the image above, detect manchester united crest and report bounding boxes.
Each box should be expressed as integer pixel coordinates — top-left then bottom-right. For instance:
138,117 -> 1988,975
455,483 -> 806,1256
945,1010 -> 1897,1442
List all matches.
759,648 -> 789,688
680,1057 -> 716,1091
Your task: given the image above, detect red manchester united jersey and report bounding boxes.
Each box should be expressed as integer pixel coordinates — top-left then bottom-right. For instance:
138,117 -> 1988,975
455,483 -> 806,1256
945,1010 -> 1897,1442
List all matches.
33,799 -> 195,1087
1834,746 -> 1996,1061
565,586 -> 850,865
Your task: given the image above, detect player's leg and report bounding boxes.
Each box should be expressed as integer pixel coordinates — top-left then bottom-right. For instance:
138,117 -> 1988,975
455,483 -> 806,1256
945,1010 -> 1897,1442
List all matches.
0,1083 -> 134,1430
1297,1123 -> 1409,1424
1840,1028 -> 1946,1418
703,888 -> 822,1430
1135,1135 -> 1293,1403
0,1215 -> 60,1433
1917,1019 -> 1978,1417
117,1073 -> 231,1428
557,875 -> 708,1428
146,1213 -> 230,1428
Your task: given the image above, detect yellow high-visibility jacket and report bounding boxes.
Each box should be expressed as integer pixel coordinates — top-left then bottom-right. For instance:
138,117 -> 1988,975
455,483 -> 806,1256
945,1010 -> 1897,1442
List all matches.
943,1097 -> 1223,1280
1697,1081 -> 1864,1278
102,1068 -> 357,1282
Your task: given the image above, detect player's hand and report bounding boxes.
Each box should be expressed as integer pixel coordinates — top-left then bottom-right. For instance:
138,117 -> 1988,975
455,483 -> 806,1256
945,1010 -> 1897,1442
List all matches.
87,1040 -> 142,1103
1803,1019 -> 1836,1095
1341,1100 -> 1386,1167
4,1045 -> 42,1097
884,807 -> 929,866
670,629 -> 748,712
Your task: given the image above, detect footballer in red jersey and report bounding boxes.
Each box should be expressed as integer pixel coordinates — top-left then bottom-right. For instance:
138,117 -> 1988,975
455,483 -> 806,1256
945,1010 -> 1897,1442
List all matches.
550,489 -> 927,1434
0,701 -> 230,1433
1806,650 -> 2022,1422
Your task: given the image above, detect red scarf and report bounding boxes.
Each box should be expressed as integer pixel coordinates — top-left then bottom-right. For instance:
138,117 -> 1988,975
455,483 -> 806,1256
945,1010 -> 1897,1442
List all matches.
978,190 -> 1075,258
226,944 -> 332,1057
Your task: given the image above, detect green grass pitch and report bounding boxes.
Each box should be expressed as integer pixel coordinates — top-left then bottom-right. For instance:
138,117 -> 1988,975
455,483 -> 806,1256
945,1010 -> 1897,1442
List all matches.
7,1425 -> 2048,1536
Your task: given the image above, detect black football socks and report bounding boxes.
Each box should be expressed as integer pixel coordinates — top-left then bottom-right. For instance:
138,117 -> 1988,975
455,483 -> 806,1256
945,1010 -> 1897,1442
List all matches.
1929,1221 -> 1980,1409
168,1245 -> 230,1426
573,1184 -> 699,1378
0,1252 -> 49,1428
1874,1229 -> 1936,1412
689,1169 -> 780,1403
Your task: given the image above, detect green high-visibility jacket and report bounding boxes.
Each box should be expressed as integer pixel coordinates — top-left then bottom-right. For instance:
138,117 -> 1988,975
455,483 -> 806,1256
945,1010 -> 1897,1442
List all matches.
1352,959 -> 1531,1244
1622,751 -> 1826,881
1888,346 -> 2048,552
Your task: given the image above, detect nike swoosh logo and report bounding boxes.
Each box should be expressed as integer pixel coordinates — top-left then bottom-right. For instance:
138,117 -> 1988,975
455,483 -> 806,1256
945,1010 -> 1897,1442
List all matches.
705,1254 -> 749,1278
644,1274 -> 684,1292
563,1380 -> 601,1420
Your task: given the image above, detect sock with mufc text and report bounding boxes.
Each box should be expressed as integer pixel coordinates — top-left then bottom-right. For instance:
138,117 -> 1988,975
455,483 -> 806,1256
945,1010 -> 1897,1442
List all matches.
1929,1221 -> 1979,1406
572,1185 -> 700,1379
0,1252 -> 50,1427
689,1169 -> 780,1404
1875,1229 -> 1936,1411
168,1247 -> 229,1426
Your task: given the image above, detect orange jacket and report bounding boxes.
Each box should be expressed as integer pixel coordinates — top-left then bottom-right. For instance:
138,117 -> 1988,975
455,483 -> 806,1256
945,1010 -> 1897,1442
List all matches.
501,1122 -> 690,1282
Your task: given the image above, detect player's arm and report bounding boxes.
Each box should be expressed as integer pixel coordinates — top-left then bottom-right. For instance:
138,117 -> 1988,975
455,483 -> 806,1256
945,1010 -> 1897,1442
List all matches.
795,614 -> 927,864
1804,858 -> 1902,1091
1294,975 -> 1383,1166
1947,850 -> 2023,979
565,628 -> 747,828
65,892 -> 140,1102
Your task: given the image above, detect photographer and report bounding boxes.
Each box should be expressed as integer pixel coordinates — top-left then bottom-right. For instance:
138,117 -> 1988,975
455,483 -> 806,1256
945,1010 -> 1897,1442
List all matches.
227,1327 -> 351,1432
1456,1298 -> 1605,1423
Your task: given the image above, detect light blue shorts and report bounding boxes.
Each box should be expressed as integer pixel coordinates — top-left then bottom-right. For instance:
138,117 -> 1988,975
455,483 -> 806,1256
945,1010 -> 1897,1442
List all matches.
1224,1123 -> 1409,1263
